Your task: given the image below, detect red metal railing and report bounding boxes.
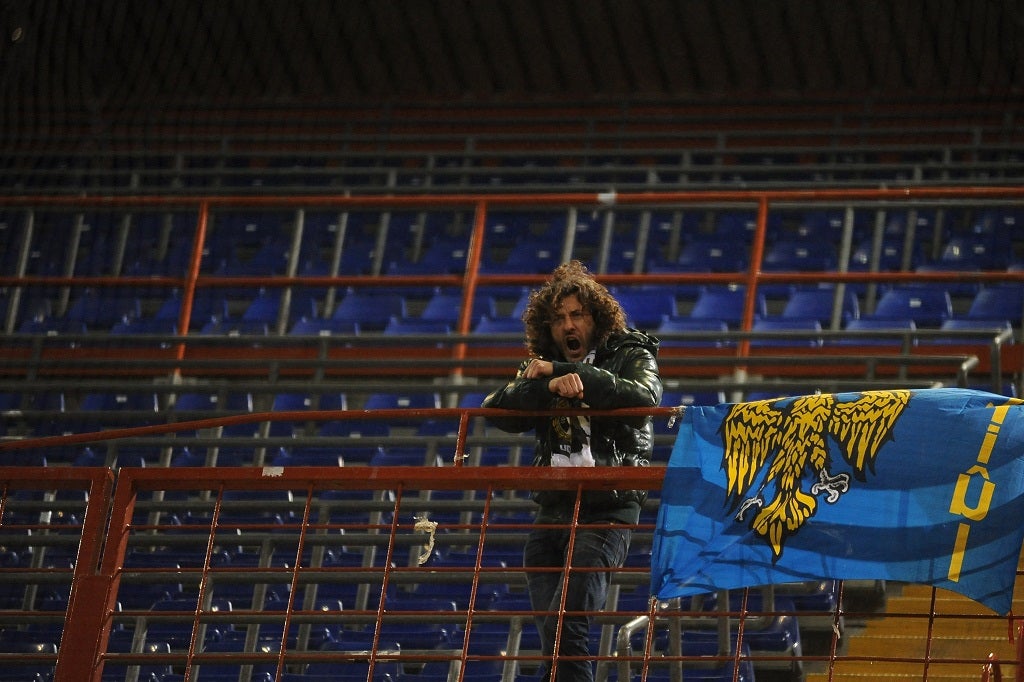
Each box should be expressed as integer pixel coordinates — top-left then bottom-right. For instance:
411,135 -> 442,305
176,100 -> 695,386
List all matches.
2,185 -> 1023,385
2,401 -> 1023,681
3,184 -> 1024,680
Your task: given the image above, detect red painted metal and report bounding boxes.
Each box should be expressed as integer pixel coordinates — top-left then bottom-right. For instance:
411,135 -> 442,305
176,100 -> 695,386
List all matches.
451,200 -> 490,376
1017,621 -> 1024,682
0,468 -> 115,682
3,184 -> 1024,680
982,653 -> 1003,681
176,200 -> 210,340
739,196 -> 772,358
0,406 -> 683,454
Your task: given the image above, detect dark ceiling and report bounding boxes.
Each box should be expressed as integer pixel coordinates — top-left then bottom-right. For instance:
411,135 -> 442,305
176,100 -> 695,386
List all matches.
1,0 -> 1022,131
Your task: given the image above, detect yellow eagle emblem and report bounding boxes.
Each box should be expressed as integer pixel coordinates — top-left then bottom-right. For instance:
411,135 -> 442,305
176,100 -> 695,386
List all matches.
721,390 -> 911,558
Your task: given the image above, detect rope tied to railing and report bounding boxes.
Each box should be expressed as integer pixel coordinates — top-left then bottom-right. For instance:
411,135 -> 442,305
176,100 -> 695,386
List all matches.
666,404 -> 687,429
414,517 -> 439,566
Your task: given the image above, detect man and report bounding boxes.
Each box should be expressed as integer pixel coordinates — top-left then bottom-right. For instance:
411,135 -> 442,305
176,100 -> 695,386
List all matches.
482,260 -> 662,682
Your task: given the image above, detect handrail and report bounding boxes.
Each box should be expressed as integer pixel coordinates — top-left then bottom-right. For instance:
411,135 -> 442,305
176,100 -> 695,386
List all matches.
0,185 -> 1020,419
55,463 -> 674,682
5,184 -> 1024,207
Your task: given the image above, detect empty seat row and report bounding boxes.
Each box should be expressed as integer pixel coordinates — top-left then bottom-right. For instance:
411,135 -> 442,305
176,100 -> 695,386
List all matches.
7,205 -> 1021,285
8,282 -> 1019,339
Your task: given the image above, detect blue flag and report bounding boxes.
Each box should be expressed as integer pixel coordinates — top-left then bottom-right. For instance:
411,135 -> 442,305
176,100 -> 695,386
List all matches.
650,387 -> 1024,615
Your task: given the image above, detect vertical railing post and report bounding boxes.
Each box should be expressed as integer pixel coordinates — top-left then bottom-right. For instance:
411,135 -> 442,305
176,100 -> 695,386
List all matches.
51,468 -> 117,682
175,200 -> 210,345
451,199 -> 489,376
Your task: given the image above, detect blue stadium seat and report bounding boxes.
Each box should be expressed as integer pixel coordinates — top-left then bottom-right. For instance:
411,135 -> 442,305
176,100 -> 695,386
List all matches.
266,393 -> 310,438
369,446 -> 442,467
759,239 -> 841,298
101,631 -> 174,682
110,317 -> 178,335
199,319 -> 270,335
73,391 -> 160,434
930,318 -> 1014,345
410,239 -> 471,274
781,286 -> 860,326
301,638 -> 404,681
601,239 -> 644,273
939,236 -> 1007,270
964,284 -> 1024,326
362,391 -> 441,429
484,211 -> 531,247
415,418 -> 460,438
153,290 -> 228,328
218,489 -> 293,526
171,391 -> 255,438
792,209 -> 845,239
362,391 -> 440,412
194,638 -> 279,681
965,209 -> 1020,251
383,316 -> 452,335
474,316 -> 524,336
415,660 -> 504,682
318,419 -> 390,440
0,640 -> 57,681
487,240 -> 561,273
317,488 -> 394,527
144,596 -> 232,648
850,238 -> 918,272
173,391 -> 251,413
625,630 -> 757,682
268,390 -> 345,438
458,391 -> 491,408
270,391 -> 346,413
399,568 -> 508,611
18,316 -> 87,334
834,317 -> 918,346
613,287 -> 678,329
655,317 -> 730,347
241,288 -> 319,324
712,210 -> 758,240
331,289 -> 407,331
315,392 -> 347,412
420,289 -> 496,326
866,285 -> 952,328
337,241 -> 386,276
64,288 -> 142,329
462,620 -> 540,654
763,238 -> 838,272
507,287 -> 532,319
688,287 -> 767,327
751,317 -> 823,347
289,317 -> 360,336
678,238 -> 748,272
273,447 -> 344,467
913,262 -> 982,297
80,391 -> 159,413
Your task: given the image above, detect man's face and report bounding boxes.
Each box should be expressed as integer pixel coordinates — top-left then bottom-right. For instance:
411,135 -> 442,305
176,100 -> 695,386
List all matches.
550,295 -> 595,362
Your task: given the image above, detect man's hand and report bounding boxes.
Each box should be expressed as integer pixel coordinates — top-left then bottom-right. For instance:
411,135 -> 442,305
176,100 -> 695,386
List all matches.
524,359 -> 583,399
523,359 -> 553,379
547,373 -> 584,400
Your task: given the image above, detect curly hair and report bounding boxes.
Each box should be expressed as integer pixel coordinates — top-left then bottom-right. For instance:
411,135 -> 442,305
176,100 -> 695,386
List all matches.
521,260 -> 627,358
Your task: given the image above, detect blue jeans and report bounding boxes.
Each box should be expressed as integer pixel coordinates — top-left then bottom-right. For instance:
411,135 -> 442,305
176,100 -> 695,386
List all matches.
524,523 -> 632,682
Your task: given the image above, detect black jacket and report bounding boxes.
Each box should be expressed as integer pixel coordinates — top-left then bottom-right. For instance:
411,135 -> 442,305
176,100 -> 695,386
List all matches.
482,328 -> 662,523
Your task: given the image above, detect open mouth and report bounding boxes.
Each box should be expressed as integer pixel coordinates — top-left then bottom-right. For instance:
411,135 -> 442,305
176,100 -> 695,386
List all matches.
565,337 -> 582,352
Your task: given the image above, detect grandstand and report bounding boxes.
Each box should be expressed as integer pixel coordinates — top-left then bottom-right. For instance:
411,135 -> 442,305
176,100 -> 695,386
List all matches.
1,2 -> 1023,682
